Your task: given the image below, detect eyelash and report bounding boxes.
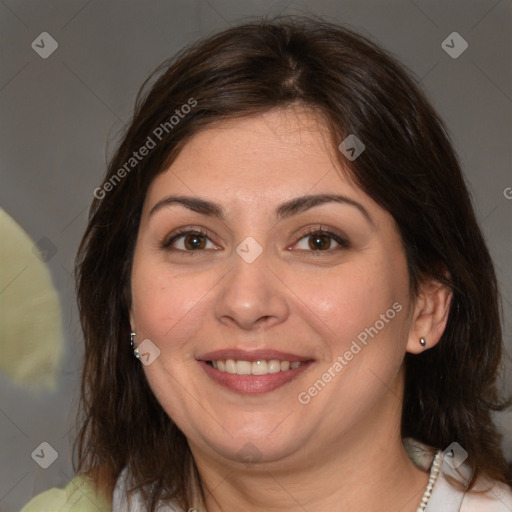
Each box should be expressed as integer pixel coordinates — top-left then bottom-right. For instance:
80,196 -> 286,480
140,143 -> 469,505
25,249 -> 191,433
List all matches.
161,226 -> 350,254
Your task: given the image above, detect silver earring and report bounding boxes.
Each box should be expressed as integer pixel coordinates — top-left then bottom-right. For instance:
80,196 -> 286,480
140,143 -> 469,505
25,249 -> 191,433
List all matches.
130,332 -> 140,359
419,337 -> 427,347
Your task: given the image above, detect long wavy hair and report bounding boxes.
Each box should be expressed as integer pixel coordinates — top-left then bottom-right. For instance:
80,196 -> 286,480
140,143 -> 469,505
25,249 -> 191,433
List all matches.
75,15 -> 512,511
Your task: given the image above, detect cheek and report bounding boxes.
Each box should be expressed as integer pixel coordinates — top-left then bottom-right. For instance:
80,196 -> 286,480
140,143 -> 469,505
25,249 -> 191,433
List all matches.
299,260 -> 409,405
130,256 -> 206,352
303,256 -> 407,344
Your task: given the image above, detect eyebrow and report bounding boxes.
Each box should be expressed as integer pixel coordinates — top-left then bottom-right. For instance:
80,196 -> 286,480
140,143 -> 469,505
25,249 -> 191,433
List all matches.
149,193 -> 374,225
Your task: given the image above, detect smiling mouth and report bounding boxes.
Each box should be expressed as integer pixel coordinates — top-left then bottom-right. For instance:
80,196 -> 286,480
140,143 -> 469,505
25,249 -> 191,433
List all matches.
198,349 -> 314,393
206,359 -> 304,375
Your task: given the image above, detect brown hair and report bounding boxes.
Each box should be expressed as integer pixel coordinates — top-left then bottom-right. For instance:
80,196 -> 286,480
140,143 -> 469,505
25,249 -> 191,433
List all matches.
75,15 -> 512,510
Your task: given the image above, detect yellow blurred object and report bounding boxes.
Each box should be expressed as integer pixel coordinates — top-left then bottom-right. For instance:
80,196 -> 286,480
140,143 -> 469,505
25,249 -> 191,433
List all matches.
0,207 -> 64,391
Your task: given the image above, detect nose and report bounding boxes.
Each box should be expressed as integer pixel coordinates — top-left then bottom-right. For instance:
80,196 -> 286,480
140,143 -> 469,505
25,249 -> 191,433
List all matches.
214,245 -> 290,331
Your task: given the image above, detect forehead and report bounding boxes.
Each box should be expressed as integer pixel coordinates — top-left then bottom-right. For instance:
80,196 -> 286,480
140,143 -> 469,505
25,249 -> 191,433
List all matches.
144,107 -> 364,208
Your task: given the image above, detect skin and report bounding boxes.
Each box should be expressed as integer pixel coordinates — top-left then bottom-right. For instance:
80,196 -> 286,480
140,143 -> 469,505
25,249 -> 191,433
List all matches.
130,106 -> 452,512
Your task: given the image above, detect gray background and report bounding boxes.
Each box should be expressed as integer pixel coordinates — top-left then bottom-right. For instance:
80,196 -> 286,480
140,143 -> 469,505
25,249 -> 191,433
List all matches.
0,1 -> 511,510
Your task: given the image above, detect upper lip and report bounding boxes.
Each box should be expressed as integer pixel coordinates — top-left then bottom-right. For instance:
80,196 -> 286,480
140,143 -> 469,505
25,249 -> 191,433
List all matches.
197,349 -> 313,363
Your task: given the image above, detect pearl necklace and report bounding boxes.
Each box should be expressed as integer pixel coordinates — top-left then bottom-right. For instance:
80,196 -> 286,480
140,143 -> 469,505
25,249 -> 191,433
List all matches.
415,451 -> 443,511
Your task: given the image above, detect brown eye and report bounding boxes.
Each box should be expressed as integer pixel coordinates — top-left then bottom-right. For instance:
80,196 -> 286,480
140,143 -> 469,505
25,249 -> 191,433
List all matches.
162,229 -> 216,252
182,233 -> 207,250
295,229 -> 349,252
308,232 -> 333,250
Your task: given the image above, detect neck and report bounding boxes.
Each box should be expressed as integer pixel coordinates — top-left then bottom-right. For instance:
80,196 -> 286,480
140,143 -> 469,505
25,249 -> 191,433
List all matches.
190,374 -> 429,512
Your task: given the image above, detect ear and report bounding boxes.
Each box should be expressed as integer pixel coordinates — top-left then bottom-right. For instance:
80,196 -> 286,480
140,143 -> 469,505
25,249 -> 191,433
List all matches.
406,277 -> 453,354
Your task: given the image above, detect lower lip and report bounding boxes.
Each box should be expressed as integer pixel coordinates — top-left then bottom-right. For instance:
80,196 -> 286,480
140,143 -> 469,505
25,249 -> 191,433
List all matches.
198,361 -> 313,393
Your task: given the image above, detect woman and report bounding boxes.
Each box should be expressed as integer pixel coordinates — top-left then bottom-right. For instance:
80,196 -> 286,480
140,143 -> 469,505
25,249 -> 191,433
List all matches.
22,15 -> 512,512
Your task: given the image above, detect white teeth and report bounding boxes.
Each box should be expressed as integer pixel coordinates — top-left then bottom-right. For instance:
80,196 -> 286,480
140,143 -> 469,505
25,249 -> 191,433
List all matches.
236,360 -> 252,375
251,360 -> 268,375
268,360 -> 281,373
225,359 -> 237,374
210,359 -> 304,375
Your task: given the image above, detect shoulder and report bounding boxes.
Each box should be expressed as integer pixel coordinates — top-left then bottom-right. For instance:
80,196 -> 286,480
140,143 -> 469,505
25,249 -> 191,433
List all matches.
21,475 -> 111,512
461,478 -> 512,511
407,439 -> 512,512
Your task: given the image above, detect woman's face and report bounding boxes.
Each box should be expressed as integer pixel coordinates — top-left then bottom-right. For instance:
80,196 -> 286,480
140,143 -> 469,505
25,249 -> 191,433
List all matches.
130,107 -> 416,469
